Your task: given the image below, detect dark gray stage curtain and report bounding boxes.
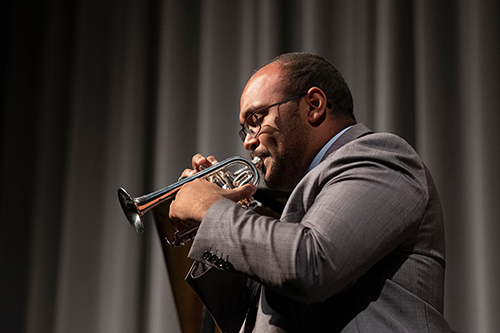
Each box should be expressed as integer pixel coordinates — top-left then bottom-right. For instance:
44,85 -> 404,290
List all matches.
1,1 -> 499,332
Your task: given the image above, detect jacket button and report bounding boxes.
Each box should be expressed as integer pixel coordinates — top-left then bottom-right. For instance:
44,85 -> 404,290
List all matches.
208,254 -> 219,264
222,261 -> 234,271
216,258 -> 225,268
203,251 -> 211,260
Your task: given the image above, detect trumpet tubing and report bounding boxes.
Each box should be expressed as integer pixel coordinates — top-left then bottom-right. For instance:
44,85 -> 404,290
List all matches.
118,156 -> 261,246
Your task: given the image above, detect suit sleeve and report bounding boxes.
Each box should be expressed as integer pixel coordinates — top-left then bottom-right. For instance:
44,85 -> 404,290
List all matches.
188,134 -> 429,304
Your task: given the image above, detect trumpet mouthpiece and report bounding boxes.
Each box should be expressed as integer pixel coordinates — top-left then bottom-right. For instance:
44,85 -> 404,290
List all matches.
251,156 -> 263,170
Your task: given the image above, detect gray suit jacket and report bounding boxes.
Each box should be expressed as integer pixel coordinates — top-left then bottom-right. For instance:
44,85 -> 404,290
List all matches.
186,124 -> 451,332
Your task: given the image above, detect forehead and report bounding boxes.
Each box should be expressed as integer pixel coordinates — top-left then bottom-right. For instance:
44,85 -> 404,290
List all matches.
240,63 -> 285,122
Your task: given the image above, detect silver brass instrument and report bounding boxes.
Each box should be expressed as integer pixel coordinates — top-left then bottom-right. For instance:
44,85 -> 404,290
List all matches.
118,156 -> 262,246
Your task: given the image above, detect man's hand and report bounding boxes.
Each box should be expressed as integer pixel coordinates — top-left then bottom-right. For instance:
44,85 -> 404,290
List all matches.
169,179 -> 257,223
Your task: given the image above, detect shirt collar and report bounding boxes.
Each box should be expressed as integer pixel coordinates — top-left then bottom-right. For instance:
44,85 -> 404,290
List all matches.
306,126 -> 352,174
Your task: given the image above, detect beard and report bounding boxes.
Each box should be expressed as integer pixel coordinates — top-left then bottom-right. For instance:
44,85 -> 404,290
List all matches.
253,112 -> 309,191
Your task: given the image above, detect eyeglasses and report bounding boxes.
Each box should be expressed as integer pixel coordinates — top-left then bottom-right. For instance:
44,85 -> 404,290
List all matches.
239,93 -> 307,142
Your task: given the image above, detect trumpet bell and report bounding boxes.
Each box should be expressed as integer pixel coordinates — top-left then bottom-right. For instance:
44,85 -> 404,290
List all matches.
118,187 -> 145,234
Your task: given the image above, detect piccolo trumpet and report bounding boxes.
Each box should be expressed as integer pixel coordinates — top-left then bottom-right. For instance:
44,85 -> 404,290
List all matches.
117,156 -> 262,246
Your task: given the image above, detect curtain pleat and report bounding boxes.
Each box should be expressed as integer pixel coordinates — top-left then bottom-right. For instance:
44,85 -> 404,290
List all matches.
1,1 -> 499,332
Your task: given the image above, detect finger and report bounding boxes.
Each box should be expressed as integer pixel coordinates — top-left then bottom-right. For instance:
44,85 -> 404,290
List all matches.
226,183 -> 257,202
206,155 -> 219,165
242,183 -> 258,196
192,153 -> 207,170
180,168 -> 197,179
168,199 -> 177,220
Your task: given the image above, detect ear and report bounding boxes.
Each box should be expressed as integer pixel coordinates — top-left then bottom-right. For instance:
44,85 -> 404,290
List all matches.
305,87 -> 328,125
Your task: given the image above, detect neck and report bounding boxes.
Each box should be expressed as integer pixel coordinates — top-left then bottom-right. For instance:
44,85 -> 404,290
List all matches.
308,118 -> 354,159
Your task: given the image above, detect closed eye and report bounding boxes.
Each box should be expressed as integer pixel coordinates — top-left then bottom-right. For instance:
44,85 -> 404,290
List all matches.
246,109 -> 267,128
253,111 -> 265,123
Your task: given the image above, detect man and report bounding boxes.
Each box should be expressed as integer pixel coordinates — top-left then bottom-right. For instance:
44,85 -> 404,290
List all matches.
169,53 -> 451,332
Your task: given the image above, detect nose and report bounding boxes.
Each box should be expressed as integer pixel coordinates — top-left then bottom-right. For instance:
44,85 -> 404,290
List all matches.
243,134 -> 260,151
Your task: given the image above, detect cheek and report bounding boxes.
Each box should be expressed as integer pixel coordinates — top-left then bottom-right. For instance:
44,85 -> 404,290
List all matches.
262,136 -> 280,159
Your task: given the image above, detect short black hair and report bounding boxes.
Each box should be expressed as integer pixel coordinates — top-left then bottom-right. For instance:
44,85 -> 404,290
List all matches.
256,52 -> 355,121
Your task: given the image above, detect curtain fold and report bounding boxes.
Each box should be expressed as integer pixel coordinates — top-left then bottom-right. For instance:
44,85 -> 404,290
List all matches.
1,1 -> 499,332
374,0 -> 416,145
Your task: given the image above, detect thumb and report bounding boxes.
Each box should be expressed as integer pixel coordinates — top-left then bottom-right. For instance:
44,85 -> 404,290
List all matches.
226,183 -> 257,201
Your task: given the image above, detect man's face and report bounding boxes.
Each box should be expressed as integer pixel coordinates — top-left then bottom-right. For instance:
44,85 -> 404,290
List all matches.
239,63 -> 309,191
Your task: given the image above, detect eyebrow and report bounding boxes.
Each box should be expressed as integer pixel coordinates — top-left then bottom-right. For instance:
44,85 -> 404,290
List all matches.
241,98 -> 289,123
240,93 -> 308,125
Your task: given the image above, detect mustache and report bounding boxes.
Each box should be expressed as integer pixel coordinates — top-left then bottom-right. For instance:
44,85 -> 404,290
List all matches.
251,150 -> 270,160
